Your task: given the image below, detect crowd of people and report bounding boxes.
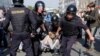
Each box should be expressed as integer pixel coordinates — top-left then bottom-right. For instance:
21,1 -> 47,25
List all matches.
0,0 -> 100,56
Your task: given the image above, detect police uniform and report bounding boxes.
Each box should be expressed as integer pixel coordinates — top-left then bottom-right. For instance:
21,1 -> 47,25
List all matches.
60,16 -> 88,56
0,7 -> 7,48
31,1 -> 46,56
59,5 -> 88,56
3,0 -> 36,56
31,12 -> 44,56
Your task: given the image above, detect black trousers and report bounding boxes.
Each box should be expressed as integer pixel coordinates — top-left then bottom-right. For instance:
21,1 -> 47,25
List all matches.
10,32 -> 33,56
0,29 -> 8,47
31,34 -> 42,56
60,35 -> 77,56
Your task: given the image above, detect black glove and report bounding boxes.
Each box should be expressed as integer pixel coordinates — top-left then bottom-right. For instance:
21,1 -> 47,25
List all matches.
41,31 -> 48,40
31,33 -> 37,38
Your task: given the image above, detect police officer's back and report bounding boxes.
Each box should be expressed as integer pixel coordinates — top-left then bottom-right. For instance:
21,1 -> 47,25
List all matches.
3,0 -> 35,56
4,2 -> 32,33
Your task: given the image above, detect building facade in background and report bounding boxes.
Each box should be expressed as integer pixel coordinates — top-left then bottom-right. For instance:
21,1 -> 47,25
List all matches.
77,0 -> 95,10
59,0 -> 96,13
96,0 -> 100,8
59,0 -> 76,13
0,0 -> 12,8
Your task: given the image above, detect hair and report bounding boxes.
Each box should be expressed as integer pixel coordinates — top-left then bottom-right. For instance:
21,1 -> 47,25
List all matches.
87,2 -> 95,7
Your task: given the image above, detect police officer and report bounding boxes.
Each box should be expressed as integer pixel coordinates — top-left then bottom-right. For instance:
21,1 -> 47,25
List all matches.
31,1 -> 46,56
3,0 -> 36,56
0,7 -> 7,48
48,15 -> 59,34
56,5 -> 94,56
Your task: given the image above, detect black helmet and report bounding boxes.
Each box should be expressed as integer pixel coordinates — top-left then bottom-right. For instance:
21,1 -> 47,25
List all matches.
51,15 -> 59,22
66,5 -> 77,14
12,0 -> 24,5
34,1 -> 45,12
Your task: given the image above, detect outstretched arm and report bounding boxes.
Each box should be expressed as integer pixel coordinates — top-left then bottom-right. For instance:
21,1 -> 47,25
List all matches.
85,29 -> 94,41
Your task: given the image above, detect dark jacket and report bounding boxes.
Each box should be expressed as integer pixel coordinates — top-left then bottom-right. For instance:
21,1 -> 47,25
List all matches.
84,8 -> 98,28
59,16 -> 88,37
33,12 -> 44,29
3,7 -> 37,33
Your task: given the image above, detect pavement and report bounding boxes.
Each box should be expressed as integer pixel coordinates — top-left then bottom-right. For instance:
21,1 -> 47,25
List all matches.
0,28 -> 100,56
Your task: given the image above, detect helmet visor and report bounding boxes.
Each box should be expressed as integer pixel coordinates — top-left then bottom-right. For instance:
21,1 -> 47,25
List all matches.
37,3 -> 44,8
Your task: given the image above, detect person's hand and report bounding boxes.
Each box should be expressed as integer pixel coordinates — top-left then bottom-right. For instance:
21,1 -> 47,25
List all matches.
89,36 -> 95,41
55,32 -> 59,37
48,32 -> 53,36
48,32 -> 52,35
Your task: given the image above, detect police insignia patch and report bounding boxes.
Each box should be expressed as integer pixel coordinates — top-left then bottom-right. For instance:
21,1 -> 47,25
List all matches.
11,10 -> 25,14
